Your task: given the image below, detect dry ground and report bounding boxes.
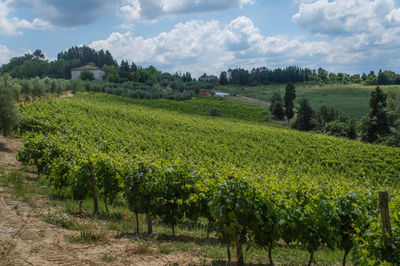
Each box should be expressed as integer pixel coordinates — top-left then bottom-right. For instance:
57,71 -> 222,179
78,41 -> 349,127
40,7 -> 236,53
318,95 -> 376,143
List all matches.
0,135 -> 202,265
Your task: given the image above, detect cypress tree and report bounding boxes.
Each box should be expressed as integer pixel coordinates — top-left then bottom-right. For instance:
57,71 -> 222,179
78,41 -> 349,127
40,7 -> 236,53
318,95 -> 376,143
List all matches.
272,102 -> 285,120
361,86 -> 390,142
284,83 -> 296,123
294,99 -> 314,131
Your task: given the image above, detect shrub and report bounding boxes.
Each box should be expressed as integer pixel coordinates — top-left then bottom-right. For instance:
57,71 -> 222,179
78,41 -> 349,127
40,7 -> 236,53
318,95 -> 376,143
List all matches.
209,108 -> 221,117
79,71 -> 95,81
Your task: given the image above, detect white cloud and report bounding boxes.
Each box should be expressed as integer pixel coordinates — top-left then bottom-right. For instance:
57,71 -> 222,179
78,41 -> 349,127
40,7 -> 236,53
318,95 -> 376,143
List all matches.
0,44 -> 14,65
0,0 -> 52,36
293,0 -> 399,38
291,0 -> 400,72
90,19 -> 226,75
118,0 -> 255,24
90,16 -> 335,76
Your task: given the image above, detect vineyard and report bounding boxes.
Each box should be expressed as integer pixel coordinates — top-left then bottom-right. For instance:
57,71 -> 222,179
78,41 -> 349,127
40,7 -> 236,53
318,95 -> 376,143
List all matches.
17,92 -> 400,265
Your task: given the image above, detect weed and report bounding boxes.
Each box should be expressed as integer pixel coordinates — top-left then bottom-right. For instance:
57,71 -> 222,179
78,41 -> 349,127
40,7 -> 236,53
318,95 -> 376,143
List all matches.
30,246 -> 39,254
158,244 -> 173,254
67,229 -> 107,244
6,171 -> 26,196
0,240 -> 16,261
101,253 -> 116,263
126,238 -> 153,254
106,218 -> 138,234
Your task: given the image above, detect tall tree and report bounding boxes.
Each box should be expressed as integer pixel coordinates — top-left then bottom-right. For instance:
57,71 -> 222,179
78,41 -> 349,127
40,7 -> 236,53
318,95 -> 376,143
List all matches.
272,102 -> 285,120
361,86 -> 390,143
219,71 -> 228,85
294,99 -> 314,131
33,49 -> 45,59
317,68 -> 328,81
119,60 -> 131,81
130,62 -> 137,73
284,83 -> 296,123
270,92 -> 283,112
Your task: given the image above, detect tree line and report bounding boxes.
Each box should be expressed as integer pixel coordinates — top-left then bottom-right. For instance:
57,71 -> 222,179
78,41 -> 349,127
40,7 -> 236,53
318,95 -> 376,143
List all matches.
2,46 -> 400,87
218,67 -> 400,86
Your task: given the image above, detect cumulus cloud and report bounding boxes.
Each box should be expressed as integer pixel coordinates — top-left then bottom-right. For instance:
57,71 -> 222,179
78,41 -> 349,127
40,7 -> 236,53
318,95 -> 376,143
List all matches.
0,44 -> 14,64
0,0 -> 51,35
118,0 -> 255,23
90,19 -> 225,74
90,16 -> 333,76
292,0 -> 400,72
293,0 -> 399,38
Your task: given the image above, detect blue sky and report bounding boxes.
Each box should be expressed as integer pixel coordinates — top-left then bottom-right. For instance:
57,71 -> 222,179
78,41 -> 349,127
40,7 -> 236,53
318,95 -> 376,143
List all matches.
1,0 -> 400,76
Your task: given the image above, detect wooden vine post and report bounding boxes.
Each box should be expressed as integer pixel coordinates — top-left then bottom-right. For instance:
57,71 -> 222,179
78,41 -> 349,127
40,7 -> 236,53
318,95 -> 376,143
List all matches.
379,191 -> 394,243
89,161 -> 99,215
139,162 -> 153,234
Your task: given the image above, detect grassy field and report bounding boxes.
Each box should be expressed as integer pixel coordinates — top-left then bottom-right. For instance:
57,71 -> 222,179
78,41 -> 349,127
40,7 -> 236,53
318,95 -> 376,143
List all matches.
217,83 -> 400,119
127,96 -> 269,123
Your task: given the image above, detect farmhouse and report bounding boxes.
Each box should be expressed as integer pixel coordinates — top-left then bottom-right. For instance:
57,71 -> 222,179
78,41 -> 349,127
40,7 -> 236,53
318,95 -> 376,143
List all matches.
71,65 -> 106,81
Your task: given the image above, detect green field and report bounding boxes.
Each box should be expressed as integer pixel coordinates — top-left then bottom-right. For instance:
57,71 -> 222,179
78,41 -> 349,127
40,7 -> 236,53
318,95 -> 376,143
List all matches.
17,92 -> 400,264
218,83 -> 400,119
118,96 -> 269,123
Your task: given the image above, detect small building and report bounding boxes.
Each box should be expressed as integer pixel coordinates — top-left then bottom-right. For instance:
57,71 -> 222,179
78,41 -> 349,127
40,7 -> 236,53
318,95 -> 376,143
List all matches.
200,89 -> 211,96
71,65 -> 106,81
215,92 -> 230,97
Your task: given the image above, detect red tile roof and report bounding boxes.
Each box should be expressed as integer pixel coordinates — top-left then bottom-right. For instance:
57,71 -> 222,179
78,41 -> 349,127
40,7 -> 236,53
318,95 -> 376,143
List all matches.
71,65 -> 104,71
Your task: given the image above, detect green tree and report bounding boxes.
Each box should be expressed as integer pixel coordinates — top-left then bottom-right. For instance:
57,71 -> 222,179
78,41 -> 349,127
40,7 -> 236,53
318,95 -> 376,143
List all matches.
219,71 -> 228,85
365,71 -> 377,85
317,68 -> 328,81
103,65 -> 121,83
361,86 -> 390,143
284,83 -> 296,123
316,106 -> 337,125
0,75 -> 20,136
269,92 -> 283,112
33,49 -> 45,60
294,99 -> 314,131
272,102 -> 285,120
346,119 -> 357,139
79,71 -> 95,81
119,60 -> 131,82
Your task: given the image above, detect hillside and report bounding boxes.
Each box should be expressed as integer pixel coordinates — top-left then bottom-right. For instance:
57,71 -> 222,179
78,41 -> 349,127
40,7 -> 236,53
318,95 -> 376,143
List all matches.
11,92 -> 400,264
20,92 -> 400,185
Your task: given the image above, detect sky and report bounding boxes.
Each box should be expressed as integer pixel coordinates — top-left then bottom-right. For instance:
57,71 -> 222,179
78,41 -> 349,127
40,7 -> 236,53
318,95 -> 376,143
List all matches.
1,0 -> 400,76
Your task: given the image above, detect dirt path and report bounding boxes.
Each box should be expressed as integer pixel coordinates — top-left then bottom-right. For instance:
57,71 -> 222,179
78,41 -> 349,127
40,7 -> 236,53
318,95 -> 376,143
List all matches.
0,135 -> 23,172
0,136 -> 202,265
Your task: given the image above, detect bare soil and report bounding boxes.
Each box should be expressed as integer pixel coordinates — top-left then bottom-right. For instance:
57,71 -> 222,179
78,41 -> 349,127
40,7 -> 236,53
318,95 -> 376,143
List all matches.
0,135 -> 23,172
0,136 -> 202,265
